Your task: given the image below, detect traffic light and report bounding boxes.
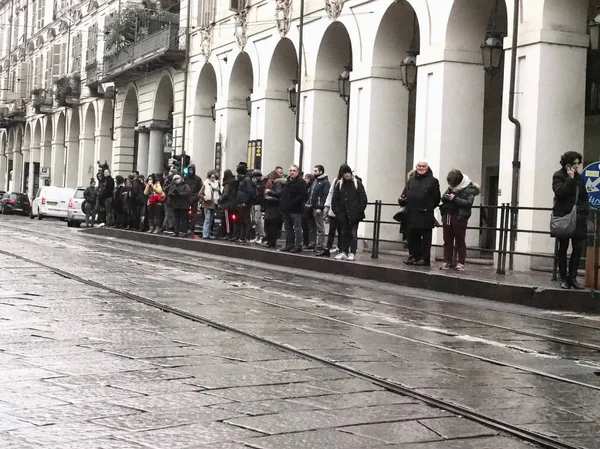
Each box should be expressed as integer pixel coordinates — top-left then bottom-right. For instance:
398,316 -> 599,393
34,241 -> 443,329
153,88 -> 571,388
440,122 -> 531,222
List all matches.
182,155 -> 191,175
169,154 -> 182,172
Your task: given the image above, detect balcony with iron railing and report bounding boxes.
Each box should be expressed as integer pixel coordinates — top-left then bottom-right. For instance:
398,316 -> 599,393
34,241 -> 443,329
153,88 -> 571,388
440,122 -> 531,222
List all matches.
53,73 -> 82,107
31,88 -> 54,114
100,8 -> 186,83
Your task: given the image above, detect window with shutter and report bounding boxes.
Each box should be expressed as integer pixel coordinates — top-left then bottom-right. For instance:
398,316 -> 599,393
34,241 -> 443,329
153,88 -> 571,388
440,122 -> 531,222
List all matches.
37,0 -> 43,30
72,33 -> 82,73
60,41 -> 68,75
52,43 -> 62,83
45,48 -> 52,87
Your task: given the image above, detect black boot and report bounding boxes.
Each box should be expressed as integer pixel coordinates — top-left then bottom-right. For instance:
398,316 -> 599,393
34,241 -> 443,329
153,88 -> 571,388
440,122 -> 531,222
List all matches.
568,278 -> 584,290
560,279 -> 571,290
316,249 -> 331,257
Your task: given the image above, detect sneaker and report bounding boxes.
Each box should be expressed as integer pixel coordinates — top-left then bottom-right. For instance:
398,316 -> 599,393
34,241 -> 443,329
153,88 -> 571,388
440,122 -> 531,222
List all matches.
440,263 -> 452,270
454,263 -> 465,271
332,246 -> 339,254
347,253 -> 356,261
335,252 -> 348,261
316,249 -> 331,257
289,246 -> 302,253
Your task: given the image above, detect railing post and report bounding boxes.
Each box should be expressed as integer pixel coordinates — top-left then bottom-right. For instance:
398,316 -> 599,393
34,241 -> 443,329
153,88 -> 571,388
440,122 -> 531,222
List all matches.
496,204 -> 506,275
552,239 -> 559,282
509,206 -> 516,271
594,211 -> 599,290
502,203 -> 510,275
371,200 -> 381,259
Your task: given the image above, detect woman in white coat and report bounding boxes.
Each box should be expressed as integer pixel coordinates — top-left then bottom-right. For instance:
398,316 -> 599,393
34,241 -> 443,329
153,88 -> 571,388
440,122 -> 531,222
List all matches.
316,166 -> 344,257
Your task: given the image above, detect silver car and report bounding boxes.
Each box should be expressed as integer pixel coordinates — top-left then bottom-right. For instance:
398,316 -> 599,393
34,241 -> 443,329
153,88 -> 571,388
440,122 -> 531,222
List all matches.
67,187 -> 87,227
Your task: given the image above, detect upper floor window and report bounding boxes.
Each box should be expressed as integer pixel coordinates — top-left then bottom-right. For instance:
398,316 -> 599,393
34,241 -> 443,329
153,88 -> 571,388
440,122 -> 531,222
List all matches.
198,0 -> 216,28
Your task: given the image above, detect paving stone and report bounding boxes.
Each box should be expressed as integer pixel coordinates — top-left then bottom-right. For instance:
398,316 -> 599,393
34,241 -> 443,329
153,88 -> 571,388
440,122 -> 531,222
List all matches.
0,433 -> 40,449
386,436 -> 546,449
486,406 -> 593,425
211,398 -> 319,415
43,385 -> 145,403
288,390 -> 418,410
240,428 -> 384,449
121,422 -> 262,449
342,420 -> 442,444
8,421 -> 114,445
112,391 -> 233,411
303,377 -> 384,394
321,403 -> 453,424
0,413 -> 33,432
38,437 -> 151,449
418,417 -> 499,439
109,380 -> 204,395
205,384 -> 330,402
248,358 -> 324,372
11,402 -> 142,426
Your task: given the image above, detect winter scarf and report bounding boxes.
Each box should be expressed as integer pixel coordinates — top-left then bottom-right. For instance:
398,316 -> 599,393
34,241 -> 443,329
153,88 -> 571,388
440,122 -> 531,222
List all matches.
202,178 -> 221,204
451,174 -> 472,193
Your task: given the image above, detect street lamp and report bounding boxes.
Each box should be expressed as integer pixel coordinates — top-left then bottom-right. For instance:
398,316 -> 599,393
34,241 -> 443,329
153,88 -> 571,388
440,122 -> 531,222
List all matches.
245,91 -> 252,116
590,8 -> 600,52
338,66 -> 351,104
287,80 -> 297,113
400,52 -> 418,91
481,31 -> 504,76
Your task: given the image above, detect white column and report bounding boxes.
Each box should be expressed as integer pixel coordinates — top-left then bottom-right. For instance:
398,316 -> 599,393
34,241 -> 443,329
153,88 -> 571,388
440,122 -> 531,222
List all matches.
347,70 -> 409,240
148,128 -> 164,176
221,106 -> 250,171
301,84 -> 347,175
0,154 -> 7,191
65,138 -> 79,188
253,91 -> 295,172
497,32 -> 588,268
28,146 -> 40,198
50,140 -> 65,187
78,133 -> 95,187
414,51 -> 485,247
12,150 -> 23,193
40,140 -> 52,187
136,129 -> 149,177
190,112 -> 216,174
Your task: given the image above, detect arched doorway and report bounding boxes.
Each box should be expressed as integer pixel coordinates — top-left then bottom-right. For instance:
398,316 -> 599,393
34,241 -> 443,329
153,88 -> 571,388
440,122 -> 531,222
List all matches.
98,100 -> 113,169
22,124 -> 31,195
193,63 -> 218,174
29,121 -> 42,198
149,74 -> 175,176
116,87 -> 138,175
310,22 -> 352,174
0,131 -> 7,191
226,52 -> 253,171
41,118 -> 52,187
80,103 -> 96,186
66,109 -> 80,188
12,126 -> 23,193
264,38 -> 298,171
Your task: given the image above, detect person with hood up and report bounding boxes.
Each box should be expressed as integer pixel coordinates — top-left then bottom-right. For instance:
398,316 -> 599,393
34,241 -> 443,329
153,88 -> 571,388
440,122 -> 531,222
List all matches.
219,169 -> 237,239
184,164 -> 203,237
112,175 -> 127,228
83,178 -> 97,228
399,160 -> 441,266
280,165 -> 309,253
263,170 -> 286,247
200,170 -> 221,238
307,165 -> 330,250
235,166 -> 255,244
101,169 -> 115,227
128,173 -> 146,230
331,164 -> 368,261
439,169 -> 480,271
168,174 -> 191,237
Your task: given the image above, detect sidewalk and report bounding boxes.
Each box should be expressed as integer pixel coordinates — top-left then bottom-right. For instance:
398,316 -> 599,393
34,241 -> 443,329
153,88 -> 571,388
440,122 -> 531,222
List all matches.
83,228 -> 600,313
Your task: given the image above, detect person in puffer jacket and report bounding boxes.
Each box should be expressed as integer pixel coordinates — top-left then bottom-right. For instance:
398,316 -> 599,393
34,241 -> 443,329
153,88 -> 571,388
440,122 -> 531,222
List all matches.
317,167 -> 344,257
439,169 -> 480,271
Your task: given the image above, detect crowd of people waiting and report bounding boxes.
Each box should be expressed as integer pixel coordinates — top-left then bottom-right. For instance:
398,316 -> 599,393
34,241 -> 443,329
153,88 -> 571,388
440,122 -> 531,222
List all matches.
81,159 -> 482,266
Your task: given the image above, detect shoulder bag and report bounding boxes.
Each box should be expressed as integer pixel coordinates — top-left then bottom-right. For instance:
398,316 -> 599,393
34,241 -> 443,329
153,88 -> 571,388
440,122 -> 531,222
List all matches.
550,183 -> 579,239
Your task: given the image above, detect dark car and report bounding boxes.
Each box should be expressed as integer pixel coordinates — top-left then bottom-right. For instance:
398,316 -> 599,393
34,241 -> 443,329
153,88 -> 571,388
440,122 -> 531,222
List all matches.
0,193 -> 31,216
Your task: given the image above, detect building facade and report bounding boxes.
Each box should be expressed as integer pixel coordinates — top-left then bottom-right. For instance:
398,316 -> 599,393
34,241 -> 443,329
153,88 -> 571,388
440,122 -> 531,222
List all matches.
0,0 -> 598,267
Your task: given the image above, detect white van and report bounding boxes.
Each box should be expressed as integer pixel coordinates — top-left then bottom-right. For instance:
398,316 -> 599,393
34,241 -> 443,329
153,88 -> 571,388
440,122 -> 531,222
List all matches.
30,186 -> 74,220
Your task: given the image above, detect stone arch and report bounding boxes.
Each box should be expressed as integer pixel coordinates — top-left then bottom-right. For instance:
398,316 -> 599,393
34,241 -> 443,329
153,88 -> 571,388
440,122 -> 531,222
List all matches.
153,73 -> 175,124
23,123 -> 32,151
309,21 -> 353,175
27,120 -> 43,197
98,100 -> 114,169
542,0 -> 587,34
226,52 -> 254,170
263,38 -> 298,171
33,120 -> 42,148
0,131 -> 7,191
193,63 -> 218,174
40,117 -> 52,186
445,0 -> 507,53
117,86 -> 139,174
66,108 -> 80,188
80,102 -> 96,186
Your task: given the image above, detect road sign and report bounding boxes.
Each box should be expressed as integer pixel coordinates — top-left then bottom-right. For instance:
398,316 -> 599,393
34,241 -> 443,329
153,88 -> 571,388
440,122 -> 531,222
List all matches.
40,167 -> 50,179
163,133 -> 173,153
583,161 -> 600,209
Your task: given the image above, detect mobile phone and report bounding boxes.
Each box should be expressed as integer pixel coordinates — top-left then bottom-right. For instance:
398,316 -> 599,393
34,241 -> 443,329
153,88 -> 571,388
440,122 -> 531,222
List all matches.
566,164 -> 572,171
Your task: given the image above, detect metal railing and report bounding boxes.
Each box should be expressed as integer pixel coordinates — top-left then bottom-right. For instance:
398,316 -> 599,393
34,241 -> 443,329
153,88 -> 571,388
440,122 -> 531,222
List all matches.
363,201 -> 600,289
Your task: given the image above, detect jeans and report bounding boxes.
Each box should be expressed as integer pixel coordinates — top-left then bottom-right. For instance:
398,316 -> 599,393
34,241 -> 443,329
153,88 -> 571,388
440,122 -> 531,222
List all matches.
185,199 -> 199,234
326,215 -> 339,250
442,215 -> 468,264
105,198 -> 113,227
84,202 -> 95,227
203,208 -> 215,238
557,237 -> 584,281
407,228 -> 433,262
150,203 -> 164,230
339,218 -> 359,255
163,204 -> 174,231
252,205 -> 264,239
173,208 -> 187,235
283,213 -> 303,249
237,205 -> 252,242
310,209 -> 325,248
264,216 -> 282,247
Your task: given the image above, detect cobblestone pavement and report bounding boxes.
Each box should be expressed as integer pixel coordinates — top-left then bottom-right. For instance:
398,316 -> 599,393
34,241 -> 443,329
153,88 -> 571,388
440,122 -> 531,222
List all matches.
0,217 -> 598,448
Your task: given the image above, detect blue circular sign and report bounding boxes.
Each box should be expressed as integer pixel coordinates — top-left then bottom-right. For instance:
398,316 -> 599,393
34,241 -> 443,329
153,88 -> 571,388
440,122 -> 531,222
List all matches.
582,162 -> 600,209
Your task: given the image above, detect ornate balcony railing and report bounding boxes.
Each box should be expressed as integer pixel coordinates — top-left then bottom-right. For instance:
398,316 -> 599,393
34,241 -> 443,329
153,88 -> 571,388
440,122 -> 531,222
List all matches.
53,73 -> 82,107
31,88 -> 54,114
4,98 -> 26,118
101,10 -> 185,83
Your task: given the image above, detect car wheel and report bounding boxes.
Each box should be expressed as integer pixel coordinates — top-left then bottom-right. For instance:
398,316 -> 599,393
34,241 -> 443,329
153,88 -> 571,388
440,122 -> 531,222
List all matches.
74,221 -> 82,228
67,220 -> 73,228
29,209 -> 34,219
37,213 -> 43,220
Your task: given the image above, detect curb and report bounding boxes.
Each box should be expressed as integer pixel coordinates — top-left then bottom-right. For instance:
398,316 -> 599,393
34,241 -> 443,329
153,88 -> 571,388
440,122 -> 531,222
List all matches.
82,227 -> 600,313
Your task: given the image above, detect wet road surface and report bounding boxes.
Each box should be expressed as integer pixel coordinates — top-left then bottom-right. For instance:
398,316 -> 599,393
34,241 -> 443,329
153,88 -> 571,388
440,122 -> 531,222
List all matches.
0,216 -> 599,448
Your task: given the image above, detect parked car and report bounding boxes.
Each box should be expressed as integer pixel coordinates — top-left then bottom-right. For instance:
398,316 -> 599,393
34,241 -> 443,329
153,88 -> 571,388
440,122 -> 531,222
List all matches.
0,192 -> 30,216
30,186 -> 73,220
67,186 -> 87,227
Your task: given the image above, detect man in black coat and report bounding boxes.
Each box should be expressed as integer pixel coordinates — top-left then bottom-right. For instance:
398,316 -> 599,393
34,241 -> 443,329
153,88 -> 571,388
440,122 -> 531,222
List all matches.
235,166 -> 255,244
552,151 -> 589,290
184,164 -> 203,237
101,169 -> 115,227
399,161 -> 441,266
168,174 -> 191,237
279,164 -> 308,253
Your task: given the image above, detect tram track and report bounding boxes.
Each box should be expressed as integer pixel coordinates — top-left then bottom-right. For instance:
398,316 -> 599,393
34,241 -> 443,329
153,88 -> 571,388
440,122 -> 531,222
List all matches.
4,222 -> 600,354
0,243 -> 585,449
